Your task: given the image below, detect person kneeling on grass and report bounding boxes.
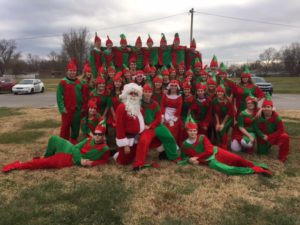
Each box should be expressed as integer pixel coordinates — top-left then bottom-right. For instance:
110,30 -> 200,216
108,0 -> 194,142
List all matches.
2,121 -> 110,173
180,116 -> 271,175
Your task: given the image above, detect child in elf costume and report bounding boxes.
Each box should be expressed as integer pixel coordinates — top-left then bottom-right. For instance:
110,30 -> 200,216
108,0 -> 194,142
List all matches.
253,94 -> 290,163
180,116 -> 271,175
2,122 -> 110,172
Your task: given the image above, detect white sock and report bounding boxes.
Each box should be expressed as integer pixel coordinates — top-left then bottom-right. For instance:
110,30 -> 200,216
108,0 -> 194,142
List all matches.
231,139 -> 242,152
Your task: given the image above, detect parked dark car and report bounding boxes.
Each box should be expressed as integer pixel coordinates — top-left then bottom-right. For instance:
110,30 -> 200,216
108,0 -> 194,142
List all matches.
252,76 -> 273,95
0,78 -> 16,93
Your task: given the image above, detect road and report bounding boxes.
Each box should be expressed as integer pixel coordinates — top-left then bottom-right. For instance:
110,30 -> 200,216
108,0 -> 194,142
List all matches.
0,92 -> 300,110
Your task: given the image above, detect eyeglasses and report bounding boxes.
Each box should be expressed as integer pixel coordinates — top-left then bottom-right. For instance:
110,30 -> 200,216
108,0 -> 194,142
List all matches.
129,92 -> 138,96
94,133 -> 104,136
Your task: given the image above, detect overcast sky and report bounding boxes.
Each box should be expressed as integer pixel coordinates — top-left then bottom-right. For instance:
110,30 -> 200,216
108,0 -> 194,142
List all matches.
0,0 -> 299,65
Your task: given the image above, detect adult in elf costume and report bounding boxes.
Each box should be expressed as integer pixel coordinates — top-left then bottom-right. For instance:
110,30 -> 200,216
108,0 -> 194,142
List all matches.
176,62 -> 186,86
158,33 -> 172,68
169,63 -> 177,81
133,83 -> 180,170
131,36 -> 144,70
81,99 -> 102,138
143,34 -> 158,67
185,38 -> 202,69
114,83 -> 145,165
193,65 -> 209,91
80,61 -> 94,117
102,36 -> 114,67
171,33 -> 186,68
206,72 -> 217,99
232,65 -> 265,114
231,94 -> 258,153
189,83 -> 212,135
2,122 -> 110,172
212,83 -> 234,149
180,116 -> 271,175
193,58 -> 202,77
90,32 -> 103,79
217,62 -> 235,100
161,80 -> 183,144
89,75 -> 112,119
152,75 -> 164,104
181,81 -> 194,122
161,66 -> 170,92
209,55 -> 219,74
132,70 -> 146,87
57,59 -> 85,144
113,34 -> 131,70
253,94 -> 290,163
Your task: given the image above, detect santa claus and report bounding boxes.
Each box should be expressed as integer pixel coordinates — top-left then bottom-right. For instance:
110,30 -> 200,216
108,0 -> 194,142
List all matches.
114,83 -> 145,165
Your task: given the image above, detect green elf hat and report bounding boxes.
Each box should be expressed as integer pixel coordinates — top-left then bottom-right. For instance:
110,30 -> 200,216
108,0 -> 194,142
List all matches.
143,82 -> 153,92
113,71 -> 123,82
169,63 -> 176,73
241,64 -> 251,78
194,57 -> 202,68
173,33 -> 180,44
185,67 -> 194,77
107,62 -> 116,73
207,71 -> 217,86
94,32 -> 101,43
246,93 -> 257,104
147,34 -> 153,45
95,119 -> 106,134
200,65 -> 209,76
160,33 -> 167,45
210,54 -> 218,68
216,79 -> 226,93
144,64 -> 151,74
120,34 -> 127,45
161,66 -> 170,76
185,114 -> 198,130
96,74 -> 106,84
262,92 -> 273,107
218,62 -> 228,76
153,75 -> 163,83
122,64 -> 130,73
97,65 -> 106,76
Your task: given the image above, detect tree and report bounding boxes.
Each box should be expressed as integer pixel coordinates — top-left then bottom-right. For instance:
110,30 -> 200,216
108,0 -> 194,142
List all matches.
27,53 -> 41,73
282,43 -> 300,75
0,39 -> 18,75
62,28 -> 90,73
259,47 -> 277,74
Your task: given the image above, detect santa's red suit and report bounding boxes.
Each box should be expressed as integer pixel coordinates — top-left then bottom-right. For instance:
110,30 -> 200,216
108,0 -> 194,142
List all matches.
115,103 -> 145,165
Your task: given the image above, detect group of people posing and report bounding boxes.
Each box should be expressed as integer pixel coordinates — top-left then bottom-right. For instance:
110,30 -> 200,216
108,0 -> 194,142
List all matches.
3,33 -> 290,175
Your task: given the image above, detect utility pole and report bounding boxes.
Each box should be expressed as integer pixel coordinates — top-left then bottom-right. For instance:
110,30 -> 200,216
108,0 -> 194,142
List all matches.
189,8 -> 194,45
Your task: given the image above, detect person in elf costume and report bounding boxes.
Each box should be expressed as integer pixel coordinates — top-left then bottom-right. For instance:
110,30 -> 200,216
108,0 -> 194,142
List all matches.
209,55 -> 219,74
2,121 -> 110,172
185,68 -> 194,85
122,64 -> 132,84
217,62 -> 234,101
185,38 -> 202,69
89,75 -> 112,119
133,83 -> 180,170
132,70 -> 146,87
169,63 -> 177,81
180,116 -> 271,175
206,72 -> 217,99
158,33 -> 172,68
193,58 -> 202,77
114,83 -> 145,165
143,34 -> 158,67
129,56 -> 137,76
81,99 -> 102,138
113,34 -> 131,71
189,83 -> 212,135
161,66 -> 170,92
231,94 -> 258,154
57,59 -> 85,144
212,82 -> 234,149
232,65 -> 265,114
90,32 -> 103,79
152,75 -> 164,104
131,36 -> 144,70
193,65 -> 209,91
161,80 -> 183,144
176,61 -> 186,85
253,94 -> 290,163
80,61 -> 94,118
106,63 -> 116,86
102,35 -> 114,67
171,33 -> 186,68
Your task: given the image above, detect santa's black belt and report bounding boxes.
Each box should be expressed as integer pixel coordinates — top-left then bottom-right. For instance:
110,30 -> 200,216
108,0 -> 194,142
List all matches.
126,133 -> 137,138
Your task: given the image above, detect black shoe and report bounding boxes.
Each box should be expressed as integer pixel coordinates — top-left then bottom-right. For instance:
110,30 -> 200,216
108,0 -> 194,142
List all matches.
158,151 -> 168,160
132,166 -> 142,172
110,149 -> 118,157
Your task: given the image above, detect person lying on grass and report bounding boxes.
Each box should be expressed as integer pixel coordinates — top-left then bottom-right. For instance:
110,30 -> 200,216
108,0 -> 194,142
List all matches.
2,121 -> 110,173
180,116 -> 271,175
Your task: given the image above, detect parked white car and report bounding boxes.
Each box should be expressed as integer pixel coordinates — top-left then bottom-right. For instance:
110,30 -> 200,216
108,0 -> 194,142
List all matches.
12,79 -> 45,94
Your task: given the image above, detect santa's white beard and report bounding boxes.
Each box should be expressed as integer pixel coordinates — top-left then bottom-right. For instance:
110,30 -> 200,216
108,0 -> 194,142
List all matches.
124,96 -> 141,117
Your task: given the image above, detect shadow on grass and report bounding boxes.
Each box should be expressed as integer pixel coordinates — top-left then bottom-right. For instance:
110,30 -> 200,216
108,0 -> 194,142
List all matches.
0,174 -> 131,225
21,119 -> 60,130
0,107 -> 21,118
0,131 -> 45,144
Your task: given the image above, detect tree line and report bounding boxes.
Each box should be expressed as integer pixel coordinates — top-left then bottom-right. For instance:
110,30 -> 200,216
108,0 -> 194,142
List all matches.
0,27 -> 299,76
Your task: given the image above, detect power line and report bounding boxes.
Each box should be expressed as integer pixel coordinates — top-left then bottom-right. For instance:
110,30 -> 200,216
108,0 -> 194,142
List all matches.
194,10 -> 300,29
12,12 -> 186,41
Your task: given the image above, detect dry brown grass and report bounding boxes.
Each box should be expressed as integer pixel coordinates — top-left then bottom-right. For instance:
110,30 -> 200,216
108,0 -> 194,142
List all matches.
0,108 -> 299,225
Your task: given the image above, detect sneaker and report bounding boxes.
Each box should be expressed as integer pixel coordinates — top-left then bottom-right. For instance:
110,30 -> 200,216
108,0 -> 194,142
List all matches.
158,151 -> 168,160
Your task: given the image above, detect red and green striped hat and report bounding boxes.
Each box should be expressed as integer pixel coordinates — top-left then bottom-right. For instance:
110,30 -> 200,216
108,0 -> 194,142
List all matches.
210,55 -> 218,68
94,32 -> 101,43
185,114 -> 198,130
95,119 -> 106,133
106,35 -> 113,46
120,34 -> 127,45
153,75 -> 163,83
241,64 -> 251,78
160,33 -> 167,45
262,93 -> 273,107
147,34 -> 153,45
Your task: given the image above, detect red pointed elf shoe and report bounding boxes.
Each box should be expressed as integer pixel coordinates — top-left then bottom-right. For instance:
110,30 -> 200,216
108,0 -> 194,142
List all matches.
252,166 -> 272,176
2,161 -> 21,173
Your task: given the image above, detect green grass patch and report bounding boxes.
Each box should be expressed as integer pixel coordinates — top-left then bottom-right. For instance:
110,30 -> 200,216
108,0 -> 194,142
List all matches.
0,107 -> 21,118
42,78 -> 61,92
266,77 -> 300,94
0,175 -> 131,225
284,121 -> 300,136
21,119 -> 60,130
0,130 -> 44,144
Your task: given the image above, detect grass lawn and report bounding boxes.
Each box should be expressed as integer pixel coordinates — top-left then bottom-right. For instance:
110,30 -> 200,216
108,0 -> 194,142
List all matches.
0,108 -> 299,225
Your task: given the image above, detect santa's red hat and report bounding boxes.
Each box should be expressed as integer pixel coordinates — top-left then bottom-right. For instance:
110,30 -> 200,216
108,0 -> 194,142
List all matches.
95,119 -> 106,134
88,99 -> 97,109
94,32 -> 101,44
135,36 -> 142,46
132,70 -> 145,80
210,55 -> 218,69
114,71 -> 123,82
241,65 -> 252,78
185,115 -> 198,130
83,61 -> 91,73
160,33 -> 167,45
96,75 -> 106,84
167,79 -> 180,90
196,83 -> 206,91
106,35 -> 113,46
120,34 -> 127,45
147,34 -> 153,45
67,58 -> 77,71
143,83 -> 153,92
190,38 -> 196,48
262,93 -> 273,107
173,33 -> 180,44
